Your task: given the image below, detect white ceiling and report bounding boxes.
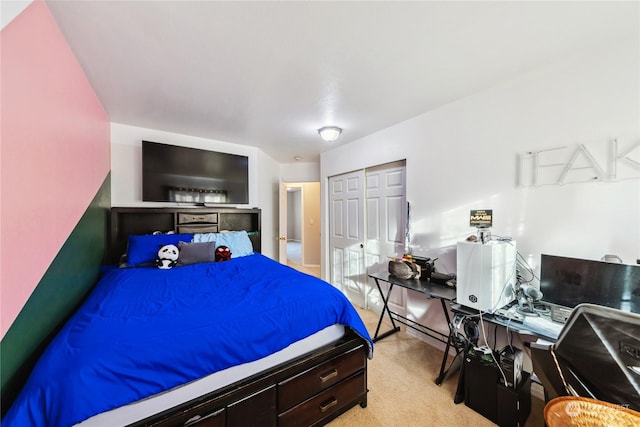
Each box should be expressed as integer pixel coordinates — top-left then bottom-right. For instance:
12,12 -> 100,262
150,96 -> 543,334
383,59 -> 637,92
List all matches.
44,1 -> 638,163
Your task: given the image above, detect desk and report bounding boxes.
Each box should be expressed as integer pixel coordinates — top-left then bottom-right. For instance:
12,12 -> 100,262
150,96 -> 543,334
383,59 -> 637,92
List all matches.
368,272 -> 462,385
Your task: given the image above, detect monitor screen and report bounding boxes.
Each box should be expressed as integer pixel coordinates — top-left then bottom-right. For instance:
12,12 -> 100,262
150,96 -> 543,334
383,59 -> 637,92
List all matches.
540,254 -> 640,313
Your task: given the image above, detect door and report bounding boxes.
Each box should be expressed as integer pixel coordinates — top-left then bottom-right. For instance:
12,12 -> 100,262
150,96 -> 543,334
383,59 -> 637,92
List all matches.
364,162 -> 407,313
329,170 -> 366,307
278,181 -> 288,264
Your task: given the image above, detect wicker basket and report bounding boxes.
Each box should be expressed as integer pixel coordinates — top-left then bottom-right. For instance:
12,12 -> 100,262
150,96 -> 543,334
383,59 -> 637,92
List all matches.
544,396 -> 640,427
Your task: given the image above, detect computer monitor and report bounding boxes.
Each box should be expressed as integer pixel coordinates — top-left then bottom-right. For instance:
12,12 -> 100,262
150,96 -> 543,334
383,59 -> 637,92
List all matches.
539,254 -> 640,313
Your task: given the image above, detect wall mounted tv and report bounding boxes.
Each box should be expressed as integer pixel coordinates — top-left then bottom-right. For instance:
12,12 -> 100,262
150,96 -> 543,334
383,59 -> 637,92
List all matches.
142,140 -> 249,205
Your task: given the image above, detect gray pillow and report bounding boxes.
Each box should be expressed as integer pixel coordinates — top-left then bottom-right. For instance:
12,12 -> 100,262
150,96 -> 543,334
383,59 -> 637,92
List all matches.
177,241 -> 216,265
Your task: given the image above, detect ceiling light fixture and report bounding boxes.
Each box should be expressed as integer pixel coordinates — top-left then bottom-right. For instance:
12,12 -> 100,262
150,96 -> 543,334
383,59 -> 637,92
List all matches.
317,126 -> 342,143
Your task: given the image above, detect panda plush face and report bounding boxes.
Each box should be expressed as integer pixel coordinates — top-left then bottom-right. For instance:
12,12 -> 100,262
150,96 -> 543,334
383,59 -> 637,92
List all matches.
215,245 -> 232,262
159,245 -> 178,259
156,244 -> 179,269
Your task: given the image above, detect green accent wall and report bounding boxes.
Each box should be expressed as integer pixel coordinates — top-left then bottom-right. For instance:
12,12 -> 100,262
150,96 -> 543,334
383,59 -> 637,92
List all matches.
1,173 -> 111,414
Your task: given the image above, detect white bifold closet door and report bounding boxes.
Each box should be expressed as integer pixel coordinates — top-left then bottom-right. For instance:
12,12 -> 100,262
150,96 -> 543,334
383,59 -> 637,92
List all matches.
329,169 -> 367,307
329,161 -> 406,312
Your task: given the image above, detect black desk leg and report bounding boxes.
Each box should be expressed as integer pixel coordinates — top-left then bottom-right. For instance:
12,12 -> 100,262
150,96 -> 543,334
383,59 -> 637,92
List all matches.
372,278 -> 401,342
435,298 -> 463,385
453,343 -> 471,404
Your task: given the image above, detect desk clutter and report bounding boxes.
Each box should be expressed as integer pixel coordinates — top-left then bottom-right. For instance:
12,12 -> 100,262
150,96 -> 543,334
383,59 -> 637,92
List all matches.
384,212 -> 639,424
492,302 -> 564,340
388,254 -> 456,286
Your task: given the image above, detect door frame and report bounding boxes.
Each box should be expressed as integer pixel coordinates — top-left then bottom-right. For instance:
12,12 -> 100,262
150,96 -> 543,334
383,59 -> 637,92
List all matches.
278,181 -> 319,266
278,180 -> 288,264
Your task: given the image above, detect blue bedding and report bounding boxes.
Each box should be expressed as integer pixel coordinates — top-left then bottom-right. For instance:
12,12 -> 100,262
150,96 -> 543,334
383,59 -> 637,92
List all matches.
4,254 -> 373,427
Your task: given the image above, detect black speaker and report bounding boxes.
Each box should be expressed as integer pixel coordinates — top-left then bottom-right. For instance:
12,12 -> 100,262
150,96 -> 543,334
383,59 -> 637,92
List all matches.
463,318 -> 479,345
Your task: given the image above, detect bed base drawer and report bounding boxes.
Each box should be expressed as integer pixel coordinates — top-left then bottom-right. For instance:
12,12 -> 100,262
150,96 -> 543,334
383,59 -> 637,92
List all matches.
149,403 -> 226,427
127,330 -> 367,427
278,371 -> 366,427
148,386 -> 277,427
278,346 -> 365,411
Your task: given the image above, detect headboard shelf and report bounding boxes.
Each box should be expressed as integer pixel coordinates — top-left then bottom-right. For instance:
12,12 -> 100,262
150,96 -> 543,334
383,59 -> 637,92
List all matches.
109,207 -> 261,263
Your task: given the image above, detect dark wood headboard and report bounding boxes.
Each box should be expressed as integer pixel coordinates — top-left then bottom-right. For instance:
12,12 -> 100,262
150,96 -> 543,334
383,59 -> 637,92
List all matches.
109,207 -> 261,264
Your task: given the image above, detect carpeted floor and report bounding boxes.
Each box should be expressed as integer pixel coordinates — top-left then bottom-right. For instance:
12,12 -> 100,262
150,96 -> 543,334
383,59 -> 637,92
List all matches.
327,307 -> 545,427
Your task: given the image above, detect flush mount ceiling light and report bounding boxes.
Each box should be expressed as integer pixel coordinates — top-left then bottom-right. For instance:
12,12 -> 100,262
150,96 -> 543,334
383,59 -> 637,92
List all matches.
317,126 -> 342,143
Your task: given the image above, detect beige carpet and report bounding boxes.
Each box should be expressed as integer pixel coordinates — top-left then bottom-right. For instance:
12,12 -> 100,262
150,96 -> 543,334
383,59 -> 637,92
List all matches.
327,307 -> 545,427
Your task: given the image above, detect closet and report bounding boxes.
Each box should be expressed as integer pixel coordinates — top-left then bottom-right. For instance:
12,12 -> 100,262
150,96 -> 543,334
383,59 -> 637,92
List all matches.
328,161 -> 406,313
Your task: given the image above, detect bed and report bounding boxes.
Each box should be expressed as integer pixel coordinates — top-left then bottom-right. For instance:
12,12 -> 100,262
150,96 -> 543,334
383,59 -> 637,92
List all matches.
4,207 -> 373,427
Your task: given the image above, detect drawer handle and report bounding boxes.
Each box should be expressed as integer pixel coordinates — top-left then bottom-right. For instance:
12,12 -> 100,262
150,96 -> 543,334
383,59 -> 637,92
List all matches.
183,408 -> 224,425
319,368 -> 338,382
320,369 -> 338,383
184,415 -> 201,426
319,397 -> 338,413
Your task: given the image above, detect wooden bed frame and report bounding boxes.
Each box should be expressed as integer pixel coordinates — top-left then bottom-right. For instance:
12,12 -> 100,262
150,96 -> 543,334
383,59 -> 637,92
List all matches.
109,207 -> 369,427
109,207 -> 263,264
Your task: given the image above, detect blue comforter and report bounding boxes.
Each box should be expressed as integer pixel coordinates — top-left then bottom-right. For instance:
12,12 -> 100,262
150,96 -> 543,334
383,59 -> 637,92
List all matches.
4,254 -> 373,427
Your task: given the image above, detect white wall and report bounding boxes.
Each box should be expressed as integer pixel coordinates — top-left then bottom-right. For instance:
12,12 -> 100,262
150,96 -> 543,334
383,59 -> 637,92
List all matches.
280,162 -> 320,182
322,40 -> 639,277
301,182 -> 321,266
110,123 -> 280,258
256,149 -> 281,257
1,0 -> 32,29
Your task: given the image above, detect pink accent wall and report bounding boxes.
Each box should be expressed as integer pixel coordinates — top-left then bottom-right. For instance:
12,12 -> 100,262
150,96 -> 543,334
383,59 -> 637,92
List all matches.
0,1 -> 110,338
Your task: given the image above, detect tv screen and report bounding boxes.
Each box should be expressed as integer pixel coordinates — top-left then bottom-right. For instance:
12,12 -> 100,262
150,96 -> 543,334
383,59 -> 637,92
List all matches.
142,141 -> 249,204
540,254 -> 640,313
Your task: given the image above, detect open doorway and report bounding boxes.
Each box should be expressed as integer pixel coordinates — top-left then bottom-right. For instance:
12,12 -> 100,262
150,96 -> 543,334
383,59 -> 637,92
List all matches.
279,182 -> 321,277
286,187 -> 303,265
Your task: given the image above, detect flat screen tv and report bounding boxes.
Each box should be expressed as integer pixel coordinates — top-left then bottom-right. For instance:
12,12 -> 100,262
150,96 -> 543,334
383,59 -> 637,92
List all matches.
540,254 -> 640,313
142,141 -> 249,204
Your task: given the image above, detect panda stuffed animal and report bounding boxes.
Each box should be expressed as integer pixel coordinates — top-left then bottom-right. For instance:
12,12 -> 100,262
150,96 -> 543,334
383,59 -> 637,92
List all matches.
156,244 -> 179,269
